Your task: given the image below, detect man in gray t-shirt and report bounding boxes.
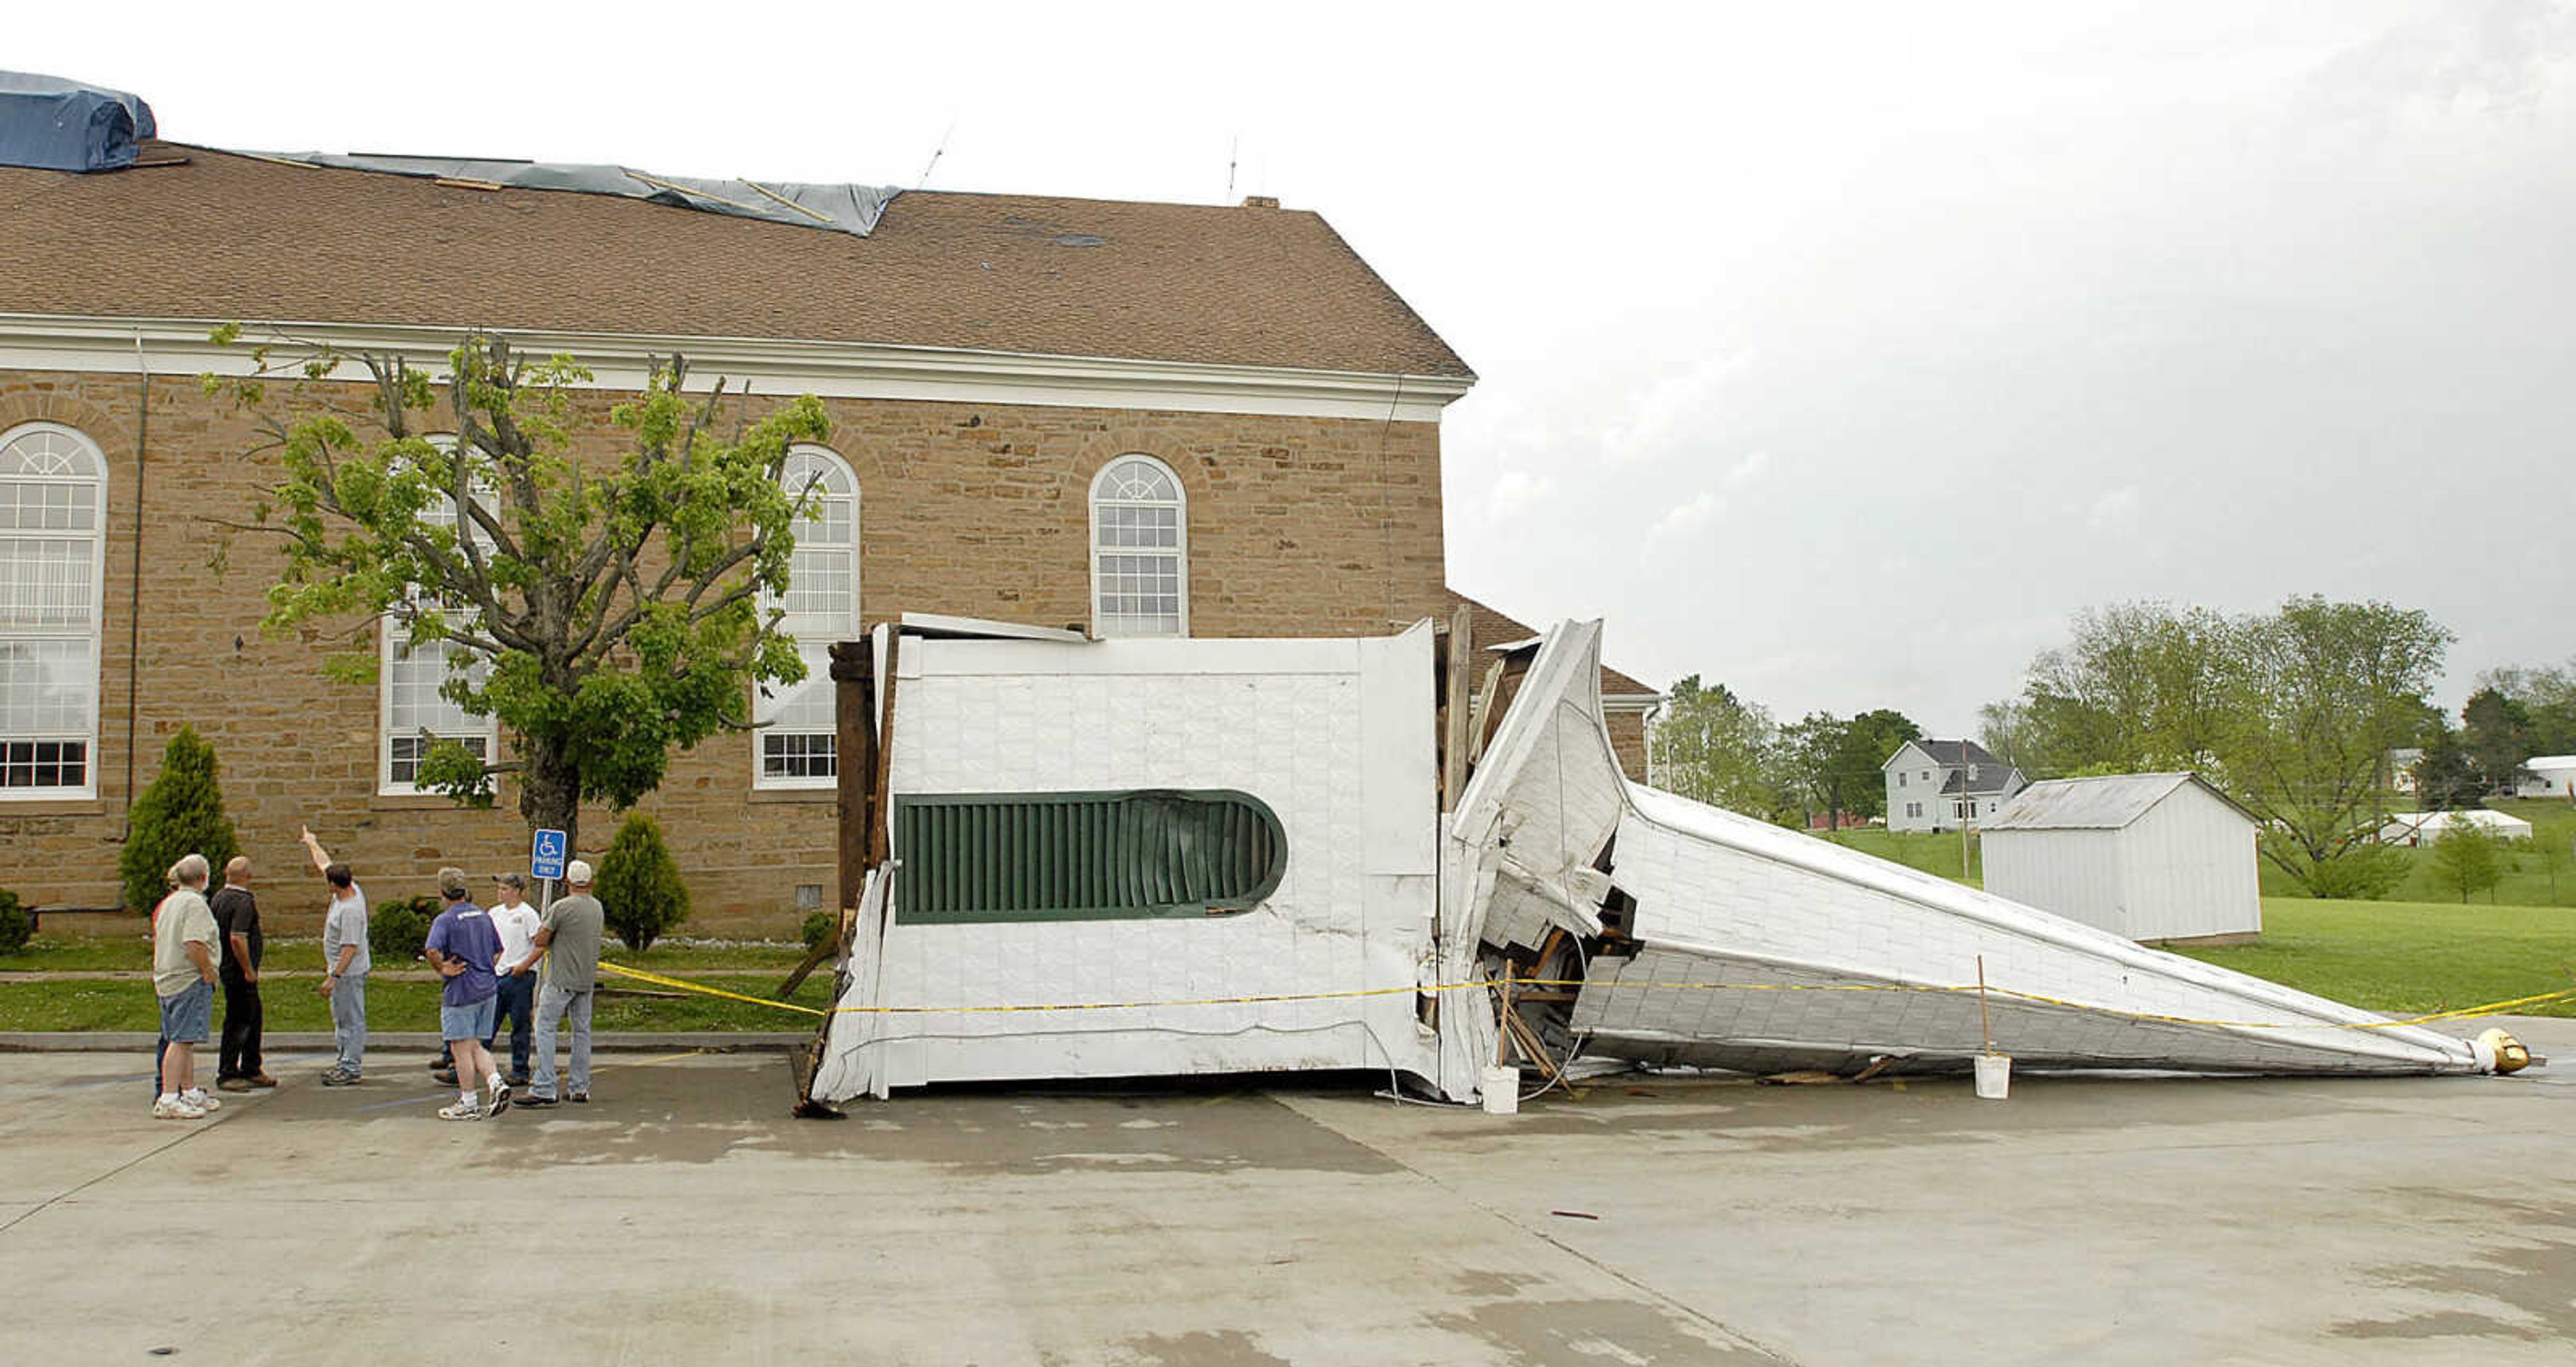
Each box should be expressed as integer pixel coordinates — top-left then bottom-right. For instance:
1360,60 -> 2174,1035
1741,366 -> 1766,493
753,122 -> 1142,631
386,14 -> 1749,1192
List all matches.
521,859 -> 606,1106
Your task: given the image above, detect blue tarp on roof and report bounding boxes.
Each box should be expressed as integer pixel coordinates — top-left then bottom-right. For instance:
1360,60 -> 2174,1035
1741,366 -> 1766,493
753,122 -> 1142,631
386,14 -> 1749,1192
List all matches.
0,71 -> 156,172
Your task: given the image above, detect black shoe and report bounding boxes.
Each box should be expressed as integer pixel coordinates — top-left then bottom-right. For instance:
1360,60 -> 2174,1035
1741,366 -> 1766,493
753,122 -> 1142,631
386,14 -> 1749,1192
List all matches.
506,1074 -> 531,1088
517,1093 -> 558,1108
569,1092 -> 589,1104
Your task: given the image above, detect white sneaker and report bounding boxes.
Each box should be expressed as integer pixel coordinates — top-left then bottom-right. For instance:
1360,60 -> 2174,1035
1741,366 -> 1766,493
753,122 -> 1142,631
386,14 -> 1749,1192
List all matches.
153,1095 -> 207,1120
486,1077 -> 511,1117
181,1087 -> 221,1113
437,1098 -> 484,1122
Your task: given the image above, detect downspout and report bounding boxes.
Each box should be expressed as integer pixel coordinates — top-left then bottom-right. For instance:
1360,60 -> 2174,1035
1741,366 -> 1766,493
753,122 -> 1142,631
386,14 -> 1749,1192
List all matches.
121,329 -> 147,836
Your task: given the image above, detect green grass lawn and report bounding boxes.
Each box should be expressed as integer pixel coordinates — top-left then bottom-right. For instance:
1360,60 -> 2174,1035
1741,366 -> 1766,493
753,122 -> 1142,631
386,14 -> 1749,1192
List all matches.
2169,898 -> 2576,1019
0,971 -> 834,1032
2255,798 -> 2576,904
0,934 -> 810,975
0,933 -> 826,1032
1815,828 -> 1986,886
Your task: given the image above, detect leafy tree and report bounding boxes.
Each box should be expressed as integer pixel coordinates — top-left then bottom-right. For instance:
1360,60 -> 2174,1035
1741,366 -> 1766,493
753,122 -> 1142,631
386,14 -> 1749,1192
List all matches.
1841,709 -> 1922,820
2003,595 -> 2453,897
2226,597 -> 2453,897
2459,687 -> 2535,794
1778,709 -> 1920,826
598,812 -> 691,952
1653,675 -> 1790,822
2476,661 -> 2576,759
118,726 -> 242,914
2410,724 -> 2482,811
205,331 -> 831,855
2013,601 -> 2237,775
2426,820 -> 2504,904
1976,700 -> 2038,773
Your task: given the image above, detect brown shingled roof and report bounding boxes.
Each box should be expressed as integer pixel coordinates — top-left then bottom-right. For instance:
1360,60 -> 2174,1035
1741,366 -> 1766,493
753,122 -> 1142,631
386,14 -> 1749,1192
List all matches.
1444,588 -> 1660,700
0,142 -> 1472,378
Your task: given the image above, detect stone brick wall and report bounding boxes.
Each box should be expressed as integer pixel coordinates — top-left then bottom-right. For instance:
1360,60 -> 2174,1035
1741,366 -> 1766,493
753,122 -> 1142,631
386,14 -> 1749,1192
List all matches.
0,368 -> 1450,933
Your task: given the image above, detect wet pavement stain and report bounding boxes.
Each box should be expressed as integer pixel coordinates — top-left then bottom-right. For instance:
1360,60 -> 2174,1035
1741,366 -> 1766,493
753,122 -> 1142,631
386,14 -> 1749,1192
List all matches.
1107,1329 -> 1293,1366
245,1057 -> 1402,1174
2331,1191 -> 2576,1342
1426,1297 -> 1786,1364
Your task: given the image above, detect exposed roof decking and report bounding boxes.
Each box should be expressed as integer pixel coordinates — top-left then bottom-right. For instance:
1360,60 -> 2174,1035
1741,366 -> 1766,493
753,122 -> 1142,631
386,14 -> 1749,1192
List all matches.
0,143 -> 1472,381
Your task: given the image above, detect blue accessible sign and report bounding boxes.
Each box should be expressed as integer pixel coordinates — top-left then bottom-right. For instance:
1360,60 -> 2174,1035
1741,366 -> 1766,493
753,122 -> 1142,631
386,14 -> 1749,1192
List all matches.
531,828 -> 568,881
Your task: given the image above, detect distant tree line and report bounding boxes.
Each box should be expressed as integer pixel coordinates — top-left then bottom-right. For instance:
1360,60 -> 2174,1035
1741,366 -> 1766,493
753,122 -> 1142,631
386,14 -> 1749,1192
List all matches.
1979,596 -> 2569,899
1652,677 -> 1919,830
1651,594 -> 2568,901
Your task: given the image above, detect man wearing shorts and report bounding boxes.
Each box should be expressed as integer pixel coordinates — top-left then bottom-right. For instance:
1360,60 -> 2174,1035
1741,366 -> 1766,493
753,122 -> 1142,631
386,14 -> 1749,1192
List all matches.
422,867 -> 510,1120
152,855 -> 223,1120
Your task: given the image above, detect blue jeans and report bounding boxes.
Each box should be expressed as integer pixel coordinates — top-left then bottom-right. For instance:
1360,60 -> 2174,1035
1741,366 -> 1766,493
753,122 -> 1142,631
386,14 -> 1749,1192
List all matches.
532,982 -> 594,1099
486,972 -> 534,1076
329,971 -> 367,1075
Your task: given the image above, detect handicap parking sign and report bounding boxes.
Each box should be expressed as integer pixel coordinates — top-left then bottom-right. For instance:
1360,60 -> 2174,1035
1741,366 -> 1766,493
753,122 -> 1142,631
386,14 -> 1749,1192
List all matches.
532,828 -> 568,881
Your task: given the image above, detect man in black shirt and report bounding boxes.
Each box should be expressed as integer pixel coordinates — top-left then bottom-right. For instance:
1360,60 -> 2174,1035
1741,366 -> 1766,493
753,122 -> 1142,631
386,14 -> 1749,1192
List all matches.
211,856 -> 274,1091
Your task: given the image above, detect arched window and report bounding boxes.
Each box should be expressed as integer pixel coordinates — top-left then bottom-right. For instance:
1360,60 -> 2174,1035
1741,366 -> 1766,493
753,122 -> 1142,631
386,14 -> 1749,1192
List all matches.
757,444 -> 859,787
0,423 -> 106,797
1088,454 -> 1187,638
380,437 -> 500,794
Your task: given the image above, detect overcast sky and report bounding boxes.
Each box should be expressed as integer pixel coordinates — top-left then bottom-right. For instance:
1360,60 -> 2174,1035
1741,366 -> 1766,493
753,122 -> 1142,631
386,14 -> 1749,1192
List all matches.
19,1 -> 2573,734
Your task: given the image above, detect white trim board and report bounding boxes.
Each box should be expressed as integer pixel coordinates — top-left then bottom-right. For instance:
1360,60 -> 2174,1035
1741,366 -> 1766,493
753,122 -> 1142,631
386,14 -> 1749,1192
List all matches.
0,313 -> 1473,423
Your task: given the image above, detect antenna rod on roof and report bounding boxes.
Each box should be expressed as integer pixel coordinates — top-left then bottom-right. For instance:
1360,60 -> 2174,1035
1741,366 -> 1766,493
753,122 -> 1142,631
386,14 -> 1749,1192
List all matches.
916,121 -> 954,189
1226,133 -> 1238,202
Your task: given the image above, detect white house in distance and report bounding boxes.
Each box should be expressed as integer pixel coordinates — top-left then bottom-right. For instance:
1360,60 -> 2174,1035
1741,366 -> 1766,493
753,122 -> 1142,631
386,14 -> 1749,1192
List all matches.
1883,739 -> 2029,832
1982,773 -> 2263,944
2516,756 -> 2576,800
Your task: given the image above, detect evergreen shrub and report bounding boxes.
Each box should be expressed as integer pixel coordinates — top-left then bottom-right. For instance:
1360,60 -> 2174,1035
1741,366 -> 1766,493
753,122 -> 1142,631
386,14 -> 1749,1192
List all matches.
0,889 -> 30,954
368,895 -> 441,963
598,813 -> 690,952
118,726 -> 241,914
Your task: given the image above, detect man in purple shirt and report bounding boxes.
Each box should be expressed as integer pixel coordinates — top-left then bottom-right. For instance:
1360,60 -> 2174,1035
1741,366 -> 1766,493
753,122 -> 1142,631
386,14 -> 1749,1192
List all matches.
422,866 -> 510,1120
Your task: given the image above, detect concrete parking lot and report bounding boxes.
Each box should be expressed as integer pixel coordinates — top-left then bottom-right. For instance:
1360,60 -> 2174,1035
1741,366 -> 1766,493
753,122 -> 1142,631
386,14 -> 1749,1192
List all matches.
4,1019 -> 2573,1366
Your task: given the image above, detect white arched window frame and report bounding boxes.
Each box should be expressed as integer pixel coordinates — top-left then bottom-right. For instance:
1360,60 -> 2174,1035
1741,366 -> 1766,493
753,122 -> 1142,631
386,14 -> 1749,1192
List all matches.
755,444 -> 860,789
0,423 -> 107,798
378,437 -> 501,795
1088,454 -> 1187,638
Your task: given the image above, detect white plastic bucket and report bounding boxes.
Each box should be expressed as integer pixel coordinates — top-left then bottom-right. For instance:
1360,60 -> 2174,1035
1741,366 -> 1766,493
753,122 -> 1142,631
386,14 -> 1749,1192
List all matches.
1481,1064 -> 1521,1115
1974,1054 -> 2012,1100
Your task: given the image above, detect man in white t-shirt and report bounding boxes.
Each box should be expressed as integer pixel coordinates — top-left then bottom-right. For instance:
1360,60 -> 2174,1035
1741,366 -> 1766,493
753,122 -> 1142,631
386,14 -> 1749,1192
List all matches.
151,854 -> 223,1119
488,873 -> 543,1087
302,826 -> 370,1085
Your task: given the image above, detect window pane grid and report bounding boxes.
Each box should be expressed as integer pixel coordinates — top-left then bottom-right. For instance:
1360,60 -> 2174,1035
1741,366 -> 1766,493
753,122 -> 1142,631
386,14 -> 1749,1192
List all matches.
387,732 -> 489,787
761,732 -> 836,779
0,425 -> 103,795
0,739 -> 86,789
759,447 -> 857,788
0,537 -> 96,628
1089,457 -> 1185,639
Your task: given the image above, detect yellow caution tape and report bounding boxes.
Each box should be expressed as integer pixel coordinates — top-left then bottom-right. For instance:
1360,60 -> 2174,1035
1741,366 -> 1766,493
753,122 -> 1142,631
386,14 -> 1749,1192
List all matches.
599,960 -> 2575,1034
599,961 -> 827,1016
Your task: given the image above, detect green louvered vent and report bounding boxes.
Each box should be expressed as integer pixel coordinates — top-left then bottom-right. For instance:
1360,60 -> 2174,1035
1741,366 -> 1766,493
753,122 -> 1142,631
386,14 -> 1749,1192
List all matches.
893,789 -> 1288,924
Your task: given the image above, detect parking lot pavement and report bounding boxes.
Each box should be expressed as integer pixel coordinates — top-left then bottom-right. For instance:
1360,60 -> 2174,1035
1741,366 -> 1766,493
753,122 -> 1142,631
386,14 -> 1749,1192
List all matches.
2,1018 -> 2571,1366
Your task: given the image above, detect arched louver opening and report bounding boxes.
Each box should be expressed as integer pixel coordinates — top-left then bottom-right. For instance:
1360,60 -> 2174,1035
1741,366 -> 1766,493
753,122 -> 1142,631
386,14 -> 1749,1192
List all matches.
893,789 -> 1287,923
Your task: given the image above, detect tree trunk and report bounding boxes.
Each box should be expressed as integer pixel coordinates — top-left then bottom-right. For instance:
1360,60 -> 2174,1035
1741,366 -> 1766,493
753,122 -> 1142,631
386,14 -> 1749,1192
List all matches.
518,732 -> 581,861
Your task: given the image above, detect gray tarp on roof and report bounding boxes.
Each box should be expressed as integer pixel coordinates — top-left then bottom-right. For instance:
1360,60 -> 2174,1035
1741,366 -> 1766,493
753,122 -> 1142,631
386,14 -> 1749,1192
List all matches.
0,71 -> 157,172
262,153 -> 900,237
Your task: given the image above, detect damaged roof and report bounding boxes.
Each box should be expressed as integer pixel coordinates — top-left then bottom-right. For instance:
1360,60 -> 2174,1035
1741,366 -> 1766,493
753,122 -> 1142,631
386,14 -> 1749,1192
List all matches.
1446,589 -> 1660,701
0,141 -> 1474,380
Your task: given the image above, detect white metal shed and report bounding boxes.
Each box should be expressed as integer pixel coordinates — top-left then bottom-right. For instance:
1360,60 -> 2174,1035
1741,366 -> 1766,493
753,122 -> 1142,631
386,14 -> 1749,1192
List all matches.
1982,773 -> 2262,943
